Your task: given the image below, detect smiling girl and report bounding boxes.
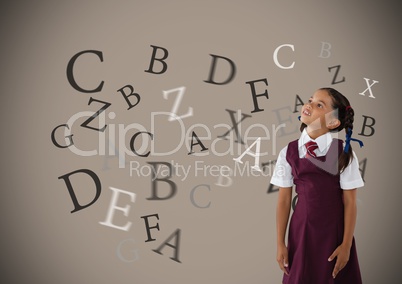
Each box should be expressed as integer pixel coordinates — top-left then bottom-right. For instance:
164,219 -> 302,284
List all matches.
271,88 -> 364,284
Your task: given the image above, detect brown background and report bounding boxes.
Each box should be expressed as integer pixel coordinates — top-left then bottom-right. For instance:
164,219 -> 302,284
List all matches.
1,0 -> 401,283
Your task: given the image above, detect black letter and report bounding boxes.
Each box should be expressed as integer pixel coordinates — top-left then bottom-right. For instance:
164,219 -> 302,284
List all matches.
292,195 -> 298,211
204,54 -> 236,85
144,45 -> 169,74
51,124 -> 74,148
358,115 -> 376,137
58,169 -> 101,213
328,65 -> 345,84
245,78 -> 269,113
359,158 -> 367,182
117,85 -> 141,110
147,162 -> 177,200
267,183 -> 279,194
80,97 -> 111,132
140,213 -> 160,242
66,50 -> 104,93
293,94 -> 304,113
188,131 -> 208,155
217,109 -> 251,144
130,132 -> 153,157
153,229 -> 182,263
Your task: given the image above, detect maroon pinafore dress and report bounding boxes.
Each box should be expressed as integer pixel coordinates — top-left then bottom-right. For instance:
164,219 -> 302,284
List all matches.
283,139 -> 362,284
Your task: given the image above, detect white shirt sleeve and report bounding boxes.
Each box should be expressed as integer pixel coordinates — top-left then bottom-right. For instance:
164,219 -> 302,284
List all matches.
340,150 -> 364,190
270,146 -> 294,188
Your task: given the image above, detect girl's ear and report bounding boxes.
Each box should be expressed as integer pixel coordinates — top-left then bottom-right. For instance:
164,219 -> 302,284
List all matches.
327,118 -> 340,130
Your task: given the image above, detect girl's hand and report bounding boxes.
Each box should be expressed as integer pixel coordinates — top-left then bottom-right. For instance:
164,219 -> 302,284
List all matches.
328,244 -> 351,278
276,243 -> 289,275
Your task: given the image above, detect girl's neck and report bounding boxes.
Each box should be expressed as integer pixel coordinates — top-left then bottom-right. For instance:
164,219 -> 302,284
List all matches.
306,126 -> 329,140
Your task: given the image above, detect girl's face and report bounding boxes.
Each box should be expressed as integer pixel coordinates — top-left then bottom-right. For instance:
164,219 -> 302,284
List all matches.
300,90 -> 340,131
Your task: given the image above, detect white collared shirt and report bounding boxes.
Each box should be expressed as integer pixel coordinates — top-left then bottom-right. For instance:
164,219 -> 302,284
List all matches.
270,129 -> 364,190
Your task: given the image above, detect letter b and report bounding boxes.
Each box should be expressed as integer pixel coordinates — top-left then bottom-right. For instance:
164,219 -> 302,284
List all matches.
145,45 -> 169,74
147,162 -> 177,200
358,115 -> 376,137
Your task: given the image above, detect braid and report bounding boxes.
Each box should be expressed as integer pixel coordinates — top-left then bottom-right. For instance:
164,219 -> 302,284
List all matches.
344,107 -> 354,132
338,106 -> 355,172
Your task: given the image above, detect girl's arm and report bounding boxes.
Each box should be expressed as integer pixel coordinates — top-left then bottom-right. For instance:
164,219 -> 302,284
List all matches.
342,189 -> 358,247
328,189 -> 358,278
276,186 -> 292,275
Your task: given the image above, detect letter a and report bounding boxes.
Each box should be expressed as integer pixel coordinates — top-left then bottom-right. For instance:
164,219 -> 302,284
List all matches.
233,138 -> 262,171
153,229 -> 182,263
188,131 -> 208,155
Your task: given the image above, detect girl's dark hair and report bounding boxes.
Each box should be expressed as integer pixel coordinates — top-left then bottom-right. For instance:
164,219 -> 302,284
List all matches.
300,87 -> 354,173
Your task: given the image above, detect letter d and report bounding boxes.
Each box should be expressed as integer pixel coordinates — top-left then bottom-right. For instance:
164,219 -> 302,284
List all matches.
58,169 -> 102,213
204,54 -> 236,85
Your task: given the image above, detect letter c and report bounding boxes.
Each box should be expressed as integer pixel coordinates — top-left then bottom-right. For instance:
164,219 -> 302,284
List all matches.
190,184 -> 211,209
273,44 -> 295,69
66,50 -> 104,93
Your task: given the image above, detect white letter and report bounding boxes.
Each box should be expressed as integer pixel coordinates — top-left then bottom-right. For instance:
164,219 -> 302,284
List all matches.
163,86 -> 193,121
318,42 -> 331,58
99,187 -> 136,231
359,78 -> 378,98
233,137 -> 262,171
273,44 -> 295,69
129,161 -> 140,177
215,166 -> 233,187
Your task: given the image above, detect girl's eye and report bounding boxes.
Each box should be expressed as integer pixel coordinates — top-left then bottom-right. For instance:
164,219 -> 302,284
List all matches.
318,103 -> 323,108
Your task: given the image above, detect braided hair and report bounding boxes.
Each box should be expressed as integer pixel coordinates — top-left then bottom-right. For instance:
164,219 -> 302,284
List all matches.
300,87 -> 355,173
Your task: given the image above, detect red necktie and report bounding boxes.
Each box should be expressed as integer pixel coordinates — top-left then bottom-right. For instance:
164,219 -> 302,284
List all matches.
305,141 -> 318,158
